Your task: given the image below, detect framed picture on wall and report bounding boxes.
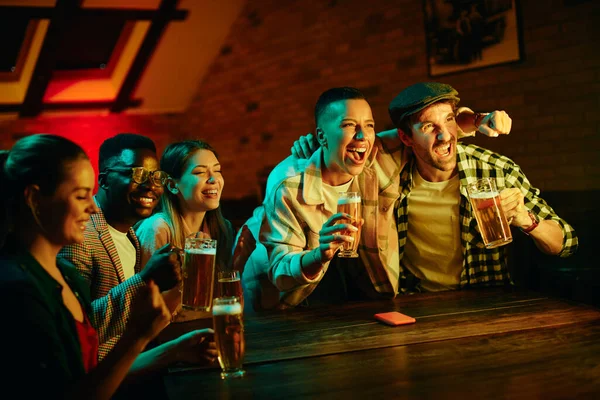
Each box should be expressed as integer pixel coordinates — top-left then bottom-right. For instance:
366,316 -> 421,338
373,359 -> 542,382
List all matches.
423,0 -> 523,77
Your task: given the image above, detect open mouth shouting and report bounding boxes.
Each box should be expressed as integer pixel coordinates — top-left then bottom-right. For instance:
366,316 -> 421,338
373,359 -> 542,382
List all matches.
346,143 -> 369,165
433,141 -> 453,158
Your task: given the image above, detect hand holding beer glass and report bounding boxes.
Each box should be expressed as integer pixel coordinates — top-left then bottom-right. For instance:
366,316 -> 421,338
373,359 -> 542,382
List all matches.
336,192 -> 361,258
466,178 -> 513,249
181,238 -> 217,311
213,296 -> 245,379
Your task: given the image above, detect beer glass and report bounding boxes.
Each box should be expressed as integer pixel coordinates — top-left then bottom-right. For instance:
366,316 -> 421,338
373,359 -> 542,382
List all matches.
217,270 -> 244,309
466,178 -> 513,249
213,296 -> 245,379
337,192 -> 361,258
181,238 -> 217,311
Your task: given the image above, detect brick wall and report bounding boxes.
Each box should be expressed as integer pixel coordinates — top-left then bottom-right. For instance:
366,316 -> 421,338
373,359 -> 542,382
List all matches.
1,0 -> 599,199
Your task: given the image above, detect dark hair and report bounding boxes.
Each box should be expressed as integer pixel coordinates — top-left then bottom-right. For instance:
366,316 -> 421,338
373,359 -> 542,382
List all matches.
314,87 -> 366,126
98,133 -> 156,171
0,135 -> 88,243
159,140 -> 233,269
397,99 -> 457,137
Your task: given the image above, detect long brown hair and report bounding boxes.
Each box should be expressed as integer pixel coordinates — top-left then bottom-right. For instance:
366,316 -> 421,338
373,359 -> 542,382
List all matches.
159,140 -> 233,269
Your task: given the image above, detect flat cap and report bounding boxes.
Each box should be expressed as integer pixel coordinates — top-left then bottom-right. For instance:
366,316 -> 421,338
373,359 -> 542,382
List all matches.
388,82 -> 460,127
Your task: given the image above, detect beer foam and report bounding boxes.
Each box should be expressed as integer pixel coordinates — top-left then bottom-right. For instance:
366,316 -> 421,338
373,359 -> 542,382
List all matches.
469,191 -> 499,199
185,247 -> 217,255
212,303 -> 242,316
337,196 -> 361,205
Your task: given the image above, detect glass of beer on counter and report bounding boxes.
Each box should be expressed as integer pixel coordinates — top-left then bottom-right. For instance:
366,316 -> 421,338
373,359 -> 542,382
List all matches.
466,178 -> 513,249
181,238 -> 217,311
217,270 -> 243,309
213,296 -> 245,379
337,192 -> 361,258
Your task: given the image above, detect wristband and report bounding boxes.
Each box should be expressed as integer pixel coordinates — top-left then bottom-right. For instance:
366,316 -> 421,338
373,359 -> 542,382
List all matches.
520,211 -> 540,235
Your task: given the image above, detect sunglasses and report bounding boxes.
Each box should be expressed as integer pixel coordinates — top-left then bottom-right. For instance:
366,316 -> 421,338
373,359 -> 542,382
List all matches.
104,167 -> 169,186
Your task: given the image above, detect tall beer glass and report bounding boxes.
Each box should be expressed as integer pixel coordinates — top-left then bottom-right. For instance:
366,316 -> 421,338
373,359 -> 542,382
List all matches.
337,192 -> 361,258
217,270 -> 244,309
466,178 -> 513,249
213,296 -> 245,379
182,238 -> 217,311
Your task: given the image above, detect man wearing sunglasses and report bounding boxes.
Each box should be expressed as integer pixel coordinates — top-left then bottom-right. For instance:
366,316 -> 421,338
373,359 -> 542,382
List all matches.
59,133 -> 183,359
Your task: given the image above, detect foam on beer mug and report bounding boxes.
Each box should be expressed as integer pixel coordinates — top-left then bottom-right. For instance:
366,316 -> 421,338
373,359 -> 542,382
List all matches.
212,302 -> 242,316
186,247 -> 217,255
470,191 -> 499,206
469,191 -> 499,199
337,196 -> 361,205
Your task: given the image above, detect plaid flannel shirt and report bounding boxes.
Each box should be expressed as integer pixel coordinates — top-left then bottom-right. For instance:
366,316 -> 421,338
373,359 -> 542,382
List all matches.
389,143 -> 579,291
358,113 -> 476,295
58,202 -> 145,359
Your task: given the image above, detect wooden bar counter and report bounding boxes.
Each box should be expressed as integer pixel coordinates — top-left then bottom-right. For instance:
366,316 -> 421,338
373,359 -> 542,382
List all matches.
159,288 -> 600,399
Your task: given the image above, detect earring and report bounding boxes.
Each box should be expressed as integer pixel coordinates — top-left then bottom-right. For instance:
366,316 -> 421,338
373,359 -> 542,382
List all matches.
167,180 -> 179,195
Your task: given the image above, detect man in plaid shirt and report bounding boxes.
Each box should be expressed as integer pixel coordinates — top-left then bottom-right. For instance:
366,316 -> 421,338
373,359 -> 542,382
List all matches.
383,82 -> 578,293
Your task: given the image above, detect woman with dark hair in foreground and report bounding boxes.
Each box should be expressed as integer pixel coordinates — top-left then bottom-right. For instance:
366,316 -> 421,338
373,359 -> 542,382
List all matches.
0,134 -> 175,399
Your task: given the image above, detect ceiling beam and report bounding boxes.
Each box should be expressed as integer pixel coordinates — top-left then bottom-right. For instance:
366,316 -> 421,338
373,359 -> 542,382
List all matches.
111,0 -> 183,113
0,6 -> 187,21
0,99 -> 141,113
19,0 -> 83,117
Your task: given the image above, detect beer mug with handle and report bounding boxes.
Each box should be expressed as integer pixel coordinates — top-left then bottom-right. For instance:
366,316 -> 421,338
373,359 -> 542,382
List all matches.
466,178 -> 513,249
182,238 -> 217,311
213,296 -> 245,379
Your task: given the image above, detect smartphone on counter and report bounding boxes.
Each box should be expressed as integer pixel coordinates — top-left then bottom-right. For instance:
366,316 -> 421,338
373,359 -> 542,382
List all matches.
374,311 -> 416,326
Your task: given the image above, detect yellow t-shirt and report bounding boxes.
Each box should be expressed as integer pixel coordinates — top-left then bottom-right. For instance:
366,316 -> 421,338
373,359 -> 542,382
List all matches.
402,168 -> 463,291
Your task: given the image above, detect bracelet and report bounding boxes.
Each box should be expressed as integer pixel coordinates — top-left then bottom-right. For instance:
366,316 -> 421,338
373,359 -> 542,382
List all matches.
520,211 -> 540,235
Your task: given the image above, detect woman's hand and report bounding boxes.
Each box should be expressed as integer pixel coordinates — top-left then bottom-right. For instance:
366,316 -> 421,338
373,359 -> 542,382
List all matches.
316,213 -> 361,264
170,329 -> 218,365
128,280 -> 171,343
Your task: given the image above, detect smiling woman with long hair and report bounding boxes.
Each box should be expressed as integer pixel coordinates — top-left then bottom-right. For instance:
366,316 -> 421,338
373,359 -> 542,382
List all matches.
157,141 -> 232,264
0,134 -> 172,399
136,140 -> 239,316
